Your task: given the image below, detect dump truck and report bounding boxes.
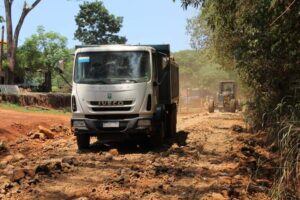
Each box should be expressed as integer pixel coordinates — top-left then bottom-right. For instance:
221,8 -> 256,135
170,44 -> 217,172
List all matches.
71,44 -> 179,150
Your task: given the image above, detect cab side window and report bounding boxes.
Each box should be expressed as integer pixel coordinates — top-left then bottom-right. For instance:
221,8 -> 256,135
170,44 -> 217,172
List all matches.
152,53 -> 157,81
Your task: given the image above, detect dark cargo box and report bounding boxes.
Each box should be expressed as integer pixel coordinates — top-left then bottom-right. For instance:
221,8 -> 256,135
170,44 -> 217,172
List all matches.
158,62 -> 179,104
149,45 -> 179,105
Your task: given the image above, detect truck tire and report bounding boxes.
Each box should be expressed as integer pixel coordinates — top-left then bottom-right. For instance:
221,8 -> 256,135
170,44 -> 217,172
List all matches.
172,106 -> 177,137
208,100 -> 215,113
166,104 -> 177,138
229,99 -> 237,113
151,121 -> 165,147
76,134 -> 90,150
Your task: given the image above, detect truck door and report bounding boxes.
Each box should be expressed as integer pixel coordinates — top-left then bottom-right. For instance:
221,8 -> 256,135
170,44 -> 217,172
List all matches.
152,53 -> 159,104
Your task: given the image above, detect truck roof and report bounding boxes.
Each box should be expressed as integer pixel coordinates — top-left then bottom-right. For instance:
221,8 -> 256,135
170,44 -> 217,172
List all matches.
75,45 -> 155,54
75,44 -> 170,56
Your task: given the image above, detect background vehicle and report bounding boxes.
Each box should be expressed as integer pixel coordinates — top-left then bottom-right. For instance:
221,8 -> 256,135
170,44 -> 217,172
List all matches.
71,44 -> 179,150
208,81 -> 238,113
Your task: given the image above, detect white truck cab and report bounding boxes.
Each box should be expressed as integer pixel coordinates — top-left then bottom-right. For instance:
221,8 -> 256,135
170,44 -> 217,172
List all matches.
71,44 -> 179,150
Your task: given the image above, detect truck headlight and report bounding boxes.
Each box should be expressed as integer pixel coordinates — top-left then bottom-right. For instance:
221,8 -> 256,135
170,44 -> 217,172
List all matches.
138,119 -> 151,127
73,120 -> 86,127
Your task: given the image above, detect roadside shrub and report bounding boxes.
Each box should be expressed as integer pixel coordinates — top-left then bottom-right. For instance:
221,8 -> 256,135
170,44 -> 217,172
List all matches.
184,0 -> 300,198
267,100 -> 300,198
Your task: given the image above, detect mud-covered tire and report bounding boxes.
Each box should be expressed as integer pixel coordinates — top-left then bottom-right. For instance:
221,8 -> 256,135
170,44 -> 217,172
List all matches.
172,108 -> 177,137
76,134 -> 90,150
166,104 -> 177,138
208,100 -> 215,113
151,122 -> 165,147
229,99 -> 237,113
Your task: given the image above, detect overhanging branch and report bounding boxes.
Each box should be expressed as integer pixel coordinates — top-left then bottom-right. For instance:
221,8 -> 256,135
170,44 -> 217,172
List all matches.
14,0 -> 42,47
174,0 -> 204,9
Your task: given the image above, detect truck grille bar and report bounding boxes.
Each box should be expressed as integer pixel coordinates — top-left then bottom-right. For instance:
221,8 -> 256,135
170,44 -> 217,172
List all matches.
89,101 -> 133,106
85,114 -> 139,120
87,100 -> 135,112
91,107 -> 131,112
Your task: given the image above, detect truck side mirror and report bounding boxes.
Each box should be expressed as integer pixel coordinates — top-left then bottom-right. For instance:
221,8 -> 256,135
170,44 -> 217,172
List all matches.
58,60 -> 65,71
55,60 -> 65,74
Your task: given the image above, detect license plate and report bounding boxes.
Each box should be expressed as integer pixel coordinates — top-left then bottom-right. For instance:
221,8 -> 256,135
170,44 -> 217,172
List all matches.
103,122 -> 119,128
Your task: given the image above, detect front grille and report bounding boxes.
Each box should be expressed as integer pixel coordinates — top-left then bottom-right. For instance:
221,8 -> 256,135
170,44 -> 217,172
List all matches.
85,114 -> 139,120
89,101 -> 133,106
91,107 -> 131,112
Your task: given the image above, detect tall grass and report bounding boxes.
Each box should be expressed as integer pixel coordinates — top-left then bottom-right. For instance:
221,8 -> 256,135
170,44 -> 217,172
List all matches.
258,98 -> 299,199
272,103 -> 300,199
245,95 -> 299,199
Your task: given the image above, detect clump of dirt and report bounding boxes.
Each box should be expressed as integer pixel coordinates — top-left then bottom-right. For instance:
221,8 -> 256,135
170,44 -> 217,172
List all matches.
232,131 -> 279,195
0,109 -> 70,143
0,141 -> 8,154
50,125 -> 72,136
27,124 -> 71,141
231,124 -> 244,133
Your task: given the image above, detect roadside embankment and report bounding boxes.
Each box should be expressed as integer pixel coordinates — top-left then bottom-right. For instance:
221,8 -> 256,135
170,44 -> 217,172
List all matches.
0,93 -> 70,109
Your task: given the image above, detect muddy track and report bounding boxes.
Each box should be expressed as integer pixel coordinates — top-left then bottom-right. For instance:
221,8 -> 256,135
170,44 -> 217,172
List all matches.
0,111 -> 271,200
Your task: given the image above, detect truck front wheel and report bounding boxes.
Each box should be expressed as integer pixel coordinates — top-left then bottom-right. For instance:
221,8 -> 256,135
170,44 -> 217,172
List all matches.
166,104 -> 177,138
76,134 -> 90,150
150,122 -> 165,147
208,100 -> 215,113
229,99 -> 237,113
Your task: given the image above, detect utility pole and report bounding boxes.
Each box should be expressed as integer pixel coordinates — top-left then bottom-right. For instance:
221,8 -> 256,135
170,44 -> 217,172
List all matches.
0,26 -> 4,84
0,26 -> 4,72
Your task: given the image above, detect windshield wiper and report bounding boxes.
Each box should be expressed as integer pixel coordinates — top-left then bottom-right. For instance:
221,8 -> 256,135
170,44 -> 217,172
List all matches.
92,80 -> 109,84
80,80 -> 109,84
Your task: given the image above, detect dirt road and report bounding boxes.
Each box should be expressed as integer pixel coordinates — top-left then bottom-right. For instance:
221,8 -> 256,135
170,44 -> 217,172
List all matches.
0,109 -> 272,200
0,109 -> 70,142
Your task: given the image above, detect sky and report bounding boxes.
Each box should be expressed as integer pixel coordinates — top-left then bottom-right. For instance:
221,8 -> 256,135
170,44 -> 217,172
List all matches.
0,0 -> 198,52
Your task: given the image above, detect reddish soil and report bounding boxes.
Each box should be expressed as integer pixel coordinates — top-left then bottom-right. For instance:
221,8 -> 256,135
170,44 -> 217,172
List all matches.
0,108 -> 273,200
0,109 -> 70,142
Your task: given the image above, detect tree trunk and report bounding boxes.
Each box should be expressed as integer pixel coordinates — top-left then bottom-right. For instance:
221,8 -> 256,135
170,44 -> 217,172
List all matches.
44,71 -> 52,92
4,0 -> 14,84
4,68 -> 14,84
3,0 -> 42,85
0,26 -> 5,73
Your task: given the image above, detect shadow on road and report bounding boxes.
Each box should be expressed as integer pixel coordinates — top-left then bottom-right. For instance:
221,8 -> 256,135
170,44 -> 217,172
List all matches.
78,130 -> 190,155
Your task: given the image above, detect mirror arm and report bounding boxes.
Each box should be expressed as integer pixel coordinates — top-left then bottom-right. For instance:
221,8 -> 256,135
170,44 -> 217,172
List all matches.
58,73 -> 72,88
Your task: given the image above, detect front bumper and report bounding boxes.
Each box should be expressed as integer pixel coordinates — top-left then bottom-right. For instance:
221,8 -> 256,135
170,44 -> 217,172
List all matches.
71,115 -> 155,140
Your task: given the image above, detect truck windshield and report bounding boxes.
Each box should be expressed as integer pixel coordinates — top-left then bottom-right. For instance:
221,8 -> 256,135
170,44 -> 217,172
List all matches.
74,51 -> 151,84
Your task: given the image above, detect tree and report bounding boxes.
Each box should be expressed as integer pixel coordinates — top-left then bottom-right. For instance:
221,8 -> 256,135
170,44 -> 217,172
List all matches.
184,0 -> 300,197
3,0 -> 43,84
19,26 -> 69,92
173,49 -> 234,91
74,1 -> 127,45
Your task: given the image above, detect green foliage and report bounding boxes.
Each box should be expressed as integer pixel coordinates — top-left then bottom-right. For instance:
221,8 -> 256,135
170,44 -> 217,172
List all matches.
74,0 -> 127,45
52,50 -> 74,93
186,0 -> 300,197
173,49 -> 235,91
175,0 -> 203,9
198,0 -> 299,127
18,26 -> 70,91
